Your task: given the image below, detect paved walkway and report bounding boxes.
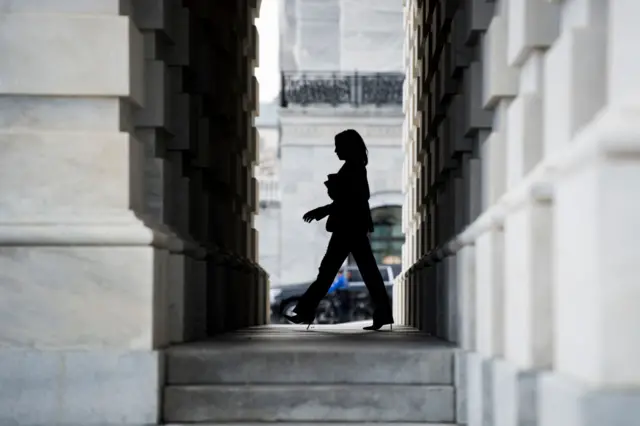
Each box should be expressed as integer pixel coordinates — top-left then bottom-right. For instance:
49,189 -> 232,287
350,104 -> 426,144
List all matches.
173,321 -> 455,351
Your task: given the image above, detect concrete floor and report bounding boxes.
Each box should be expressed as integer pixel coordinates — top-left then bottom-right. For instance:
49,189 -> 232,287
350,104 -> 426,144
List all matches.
173,321 -> 455,350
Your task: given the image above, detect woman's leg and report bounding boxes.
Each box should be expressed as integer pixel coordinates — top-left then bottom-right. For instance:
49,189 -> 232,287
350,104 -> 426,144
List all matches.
350,233 -> 393,320
293,232 -> 350,317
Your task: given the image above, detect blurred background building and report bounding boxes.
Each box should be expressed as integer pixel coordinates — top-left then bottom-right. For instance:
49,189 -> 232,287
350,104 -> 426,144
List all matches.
255,100 -> 281,283
256,0 -> 406,286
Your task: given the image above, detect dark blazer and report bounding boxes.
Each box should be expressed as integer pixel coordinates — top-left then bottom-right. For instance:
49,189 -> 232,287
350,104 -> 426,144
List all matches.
324,162 -> 374,234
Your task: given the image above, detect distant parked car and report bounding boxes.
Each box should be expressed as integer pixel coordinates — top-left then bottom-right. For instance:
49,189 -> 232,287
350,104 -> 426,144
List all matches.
270,264 -> 400,324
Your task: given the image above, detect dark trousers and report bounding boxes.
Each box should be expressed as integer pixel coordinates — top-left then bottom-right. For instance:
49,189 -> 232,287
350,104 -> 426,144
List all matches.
294,232 -> 393,318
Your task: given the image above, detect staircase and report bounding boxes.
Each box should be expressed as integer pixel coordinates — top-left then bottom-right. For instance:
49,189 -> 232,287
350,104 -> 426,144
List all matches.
163,323 -> 459,425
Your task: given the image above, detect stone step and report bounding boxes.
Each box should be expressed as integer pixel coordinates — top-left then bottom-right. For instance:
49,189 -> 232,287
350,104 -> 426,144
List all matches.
166,347 -> 454,385
163,384 -> 456,423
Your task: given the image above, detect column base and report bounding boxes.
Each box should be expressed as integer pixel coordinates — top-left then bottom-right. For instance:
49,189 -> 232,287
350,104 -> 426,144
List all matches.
461,353 -> 546,426
183,256 -> 207,340
0,349 -> 162,425
459,354 -> 640,426
0,213 -> 169,425
465,351 -> 485,426
455,351 -> 470,425
491,359 -> 541,426
144,222 -> 209,343
538,372 -> 640,426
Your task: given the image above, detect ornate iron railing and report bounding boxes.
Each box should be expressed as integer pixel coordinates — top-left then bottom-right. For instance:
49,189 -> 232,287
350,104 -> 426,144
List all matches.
280,71 -> 404,107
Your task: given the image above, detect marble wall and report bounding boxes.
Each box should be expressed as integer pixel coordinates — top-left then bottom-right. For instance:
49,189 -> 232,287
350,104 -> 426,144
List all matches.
0,0 -> 267,424
400,0 -> 640,425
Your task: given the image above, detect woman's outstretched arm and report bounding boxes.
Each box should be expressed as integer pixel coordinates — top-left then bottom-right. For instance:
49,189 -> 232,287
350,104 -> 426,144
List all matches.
303,203 -> 333,222
315,203 -> 333,217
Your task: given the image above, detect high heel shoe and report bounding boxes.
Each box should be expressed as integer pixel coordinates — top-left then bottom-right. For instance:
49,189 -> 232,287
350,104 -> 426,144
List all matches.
363,312 -> 395,331
283,313 -> 315,330
363,320 -> 394,331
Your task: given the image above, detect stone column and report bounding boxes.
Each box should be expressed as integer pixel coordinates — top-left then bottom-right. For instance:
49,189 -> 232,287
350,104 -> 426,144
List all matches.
200,0 -> 266,333
0,2 -> 165,424
454,243 -> 477,425
490,1 -> 561,426
538,1 -> 640,424
398,0 -> 420,327
199,1 -> 237,334
241,0 -> 266,327
404,0 -> 495,339
153,0 -> 213,342
132,0 -> 193,345
467,1 -> 518,424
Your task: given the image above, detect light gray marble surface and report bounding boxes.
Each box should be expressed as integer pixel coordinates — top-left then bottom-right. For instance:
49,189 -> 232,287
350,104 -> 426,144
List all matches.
538,372 -> 640,426
0,349 -> 161,425
0,246 -> 160,349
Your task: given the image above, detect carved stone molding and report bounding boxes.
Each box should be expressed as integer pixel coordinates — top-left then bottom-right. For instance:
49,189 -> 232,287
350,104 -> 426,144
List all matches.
281,123 -> 403,142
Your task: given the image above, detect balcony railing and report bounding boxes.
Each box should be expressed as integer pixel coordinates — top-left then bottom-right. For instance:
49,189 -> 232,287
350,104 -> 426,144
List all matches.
258,177 -> 281,208
280,71 -> 405,108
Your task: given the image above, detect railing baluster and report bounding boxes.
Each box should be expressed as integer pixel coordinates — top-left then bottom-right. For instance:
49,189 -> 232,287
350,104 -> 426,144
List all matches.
280,71 -> 287,107
354,71 -> 360,107
279,71 -> 404,108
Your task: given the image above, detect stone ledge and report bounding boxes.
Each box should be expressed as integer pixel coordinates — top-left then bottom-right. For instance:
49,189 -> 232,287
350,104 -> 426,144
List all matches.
0,1 -> 131,15
0,213 -> 171,248
548,106 -> 640,176
444,159 -> 554,254
279,105 -> 404,119
442,106 -> 640,256
281,124 -> 403,142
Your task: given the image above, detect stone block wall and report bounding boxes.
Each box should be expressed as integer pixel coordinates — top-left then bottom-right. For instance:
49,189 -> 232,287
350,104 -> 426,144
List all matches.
176,0 -> 268,334
128,0 -> 268,339
397,0 -> 492,335
400,0 -> 640,425
0,2 -> 165,424
0,0 -> 267,424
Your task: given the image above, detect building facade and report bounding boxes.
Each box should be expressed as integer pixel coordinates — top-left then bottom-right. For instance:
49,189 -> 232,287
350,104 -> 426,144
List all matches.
276,0 -> 407,285
397,0 -> 640,424
255,101 -> 282,283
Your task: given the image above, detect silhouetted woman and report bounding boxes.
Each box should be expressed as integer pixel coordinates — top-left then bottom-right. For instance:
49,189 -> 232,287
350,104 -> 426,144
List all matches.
283,129 -> 395,331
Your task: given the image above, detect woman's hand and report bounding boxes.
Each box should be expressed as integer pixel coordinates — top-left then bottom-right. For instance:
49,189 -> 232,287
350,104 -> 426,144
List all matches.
303,207 -> 327,223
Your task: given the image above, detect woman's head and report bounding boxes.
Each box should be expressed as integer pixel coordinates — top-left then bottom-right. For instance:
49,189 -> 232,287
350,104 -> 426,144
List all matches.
334,129 -> 368,165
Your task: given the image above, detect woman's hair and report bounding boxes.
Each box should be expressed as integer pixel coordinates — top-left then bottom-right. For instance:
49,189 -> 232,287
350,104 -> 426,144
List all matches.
335,129 -> 369,165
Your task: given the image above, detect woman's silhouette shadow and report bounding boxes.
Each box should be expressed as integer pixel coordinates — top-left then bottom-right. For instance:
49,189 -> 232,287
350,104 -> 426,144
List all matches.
283,129 -> 395,331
